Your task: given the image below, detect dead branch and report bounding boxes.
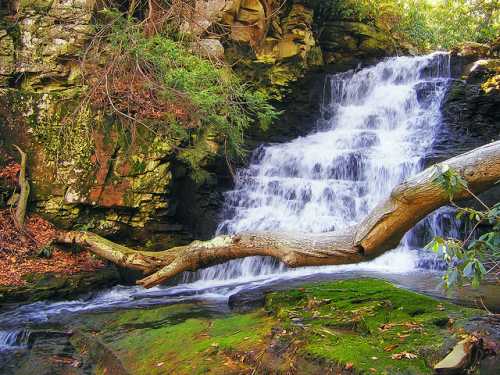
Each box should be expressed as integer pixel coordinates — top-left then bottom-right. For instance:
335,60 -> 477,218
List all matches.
12,144 -> 30,227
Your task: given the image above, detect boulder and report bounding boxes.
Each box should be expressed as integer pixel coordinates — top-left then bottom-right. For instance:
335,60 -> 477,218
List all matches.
180,0 -> 226,36
434,338 -> 476,374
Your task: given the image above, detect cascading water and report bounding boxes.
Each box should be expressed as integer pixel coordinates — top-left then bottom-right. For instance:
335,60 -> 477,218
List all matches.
189,52 -> 453,282
0,330 -> 29,351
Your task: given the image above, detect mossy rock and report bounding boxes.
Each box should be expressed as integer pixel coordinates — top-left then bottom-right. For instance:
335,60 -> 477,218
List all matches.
266,278 -> 479,374
0,267 -> 120,304
73,304 -> 276,375
71,279 -> 483,374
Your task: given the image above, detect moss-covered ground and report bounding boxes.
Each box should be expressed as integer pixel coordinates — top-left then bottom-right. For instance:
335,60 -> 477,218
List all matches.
73,278 -> 481,374
266,278 -> 478,374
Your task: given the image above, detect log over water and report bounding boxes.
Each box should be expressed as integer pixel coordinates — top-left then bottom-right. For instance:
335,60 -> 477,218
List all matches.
55,140 -> 500,288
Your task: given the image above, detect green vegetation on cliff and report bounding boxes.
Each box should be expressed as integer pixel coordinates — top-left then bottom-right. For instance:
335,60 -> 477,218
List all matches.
86,9 -> 279,163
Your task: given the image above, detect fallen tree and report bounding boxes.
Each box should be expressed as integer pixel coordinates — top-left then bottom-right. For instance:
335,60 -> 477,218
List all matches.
55,141 -> 500,288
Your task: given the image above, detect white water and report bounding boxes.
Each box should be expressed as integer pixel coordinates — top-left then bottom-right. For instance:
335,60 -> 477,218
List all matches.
0,53 -> 458,356
188,52 -> 452,282
0,330 -> 29,352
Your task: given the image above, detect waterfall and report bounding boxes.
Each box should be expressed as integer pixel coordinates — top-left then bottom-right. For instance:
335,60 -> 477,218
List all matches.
187,52 -> 453,282
0,330 -> 29,351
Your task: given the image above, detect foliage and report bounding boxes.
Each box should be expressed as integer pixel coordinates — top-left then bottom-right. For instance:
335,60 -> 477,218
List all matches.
428,165 -> 499,288
428,0 -> 500,49
320,0 -> 499,50
84,8 -> 279,163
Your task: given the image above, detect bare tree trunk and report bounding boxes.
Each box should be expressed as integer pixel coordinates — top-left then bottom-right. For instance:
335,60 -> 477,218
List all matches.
55,141 -> 500,288
13,145 -> 30,227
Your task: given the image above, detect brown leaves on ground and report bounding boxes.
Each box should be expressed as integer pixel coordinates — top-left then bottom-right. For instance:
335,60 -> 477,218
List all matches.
0,209 -> 104,286
383,344 -> 399,352
0,161 -> 20,186
379,322 -> 423,332
391,352 -> 418,360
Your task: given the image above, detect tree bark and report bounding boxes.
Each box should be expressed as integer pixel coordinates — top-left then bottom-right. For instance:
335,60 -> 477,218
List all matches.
13,144 -> 30,227
55,141 -> 500,288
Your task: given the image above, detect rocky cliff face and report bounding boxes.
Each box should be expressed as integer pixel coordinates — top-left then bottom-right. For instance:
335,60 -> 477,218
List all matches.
434,42 -> 500,161
0,0 -> 402,244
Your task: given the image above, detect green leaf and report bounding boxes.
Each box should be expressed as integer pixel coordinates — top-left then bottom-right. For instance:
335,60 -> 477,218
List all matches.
463,262 -> 474,278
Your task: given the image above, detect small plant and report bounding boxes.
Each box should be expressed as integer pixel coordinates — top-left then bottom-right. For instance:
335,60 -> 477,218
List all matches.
427,164 -> 499,288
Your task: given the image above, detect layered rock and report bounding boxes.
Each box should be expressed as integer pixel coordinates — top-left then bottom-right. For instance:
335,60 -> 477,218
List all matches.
0,1 -> 199,243
435,42 -> 500,159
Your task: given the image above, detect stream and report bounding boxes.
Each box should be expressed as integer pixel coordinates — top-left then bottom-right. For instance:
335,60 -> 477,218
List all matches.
1,52 -> 496,373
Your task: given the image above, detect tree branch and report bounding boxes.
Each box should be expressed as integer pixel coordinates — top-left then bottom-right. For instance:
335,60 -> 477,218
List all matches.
55,141 -> 500,288
13,144 -> 30,227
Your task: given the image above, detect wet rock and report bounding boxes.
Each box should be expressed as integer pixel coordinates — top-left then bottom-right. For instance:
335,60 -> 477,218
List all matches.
431,53 -> 500,163
44,278 -> 492,375
320,21 -> 397,70
0,267 -> 120,304
228,289 -> 266,312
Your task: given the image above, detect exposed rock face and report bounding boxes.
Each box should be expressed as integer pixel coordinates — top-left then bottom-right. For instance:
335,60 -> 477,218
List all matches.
434,42 -> 500,161
0,1 -> 223,244
0,29 -> 15,86
15,0 -> 93,89
0,0 -> 402,244
320,20 -> 396,70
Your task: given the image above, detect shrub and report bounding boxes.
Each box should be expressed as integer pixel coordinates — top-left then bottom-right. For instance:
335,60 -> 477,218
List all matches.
84,8 -> 279,163
428,165 -> 499,288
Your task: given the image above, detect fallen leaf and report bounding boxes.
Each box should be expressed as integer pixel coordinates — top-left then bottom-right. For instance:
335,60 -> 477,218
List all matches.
391,352 -> 418,360
397,333 -> 410,341
403,322 -> 423,331
384,344 -> 398,352
345,362 -> 353,370
379,323 -> 395,331
156,362 -> 164,367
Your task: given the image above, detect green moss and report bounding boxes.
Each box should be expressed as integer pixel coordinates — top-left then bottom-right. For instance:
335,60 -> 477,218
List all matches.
266,278 -> 479,374
5,89 -> 95,173
74,279 -> 481,374
86,304 -> 273,375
